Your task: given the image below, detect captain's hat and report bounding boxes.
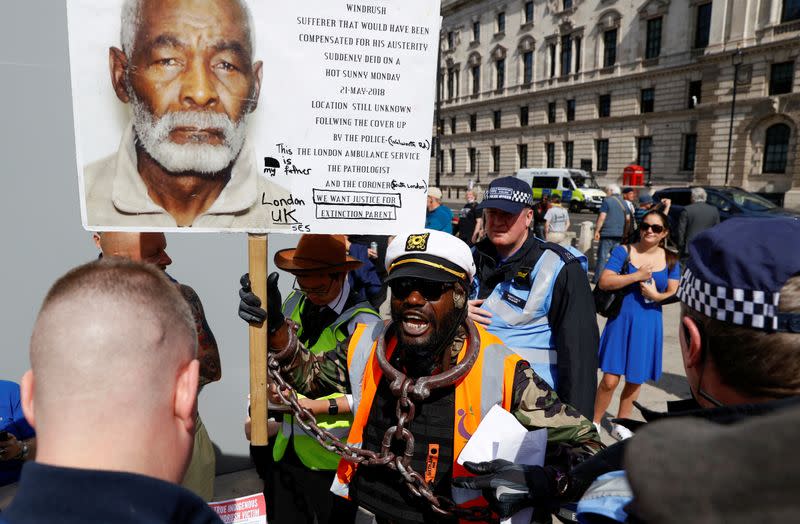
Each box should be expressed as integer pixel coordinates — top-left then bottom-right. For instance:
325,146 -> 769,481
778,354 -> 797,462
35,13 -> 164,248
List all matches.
385,230 -> 475,283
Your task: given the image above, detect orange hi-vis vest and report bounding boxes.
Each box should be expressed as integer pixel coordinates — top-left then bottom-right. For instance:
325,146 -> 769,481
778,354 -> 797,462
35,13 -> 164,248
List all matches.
332,321 -> 523,522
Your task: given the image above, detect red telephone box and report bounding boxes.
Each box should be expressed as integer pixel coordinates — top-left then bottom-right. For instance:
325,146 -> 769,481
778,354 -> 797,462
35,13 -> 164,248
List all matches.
623,164 -> 645,186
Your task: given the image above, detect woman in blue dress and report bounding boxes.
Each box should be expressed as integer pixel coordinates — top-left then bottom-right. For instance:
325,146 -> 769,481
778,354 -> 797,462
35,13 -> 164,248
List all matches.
593,210 -> 680,440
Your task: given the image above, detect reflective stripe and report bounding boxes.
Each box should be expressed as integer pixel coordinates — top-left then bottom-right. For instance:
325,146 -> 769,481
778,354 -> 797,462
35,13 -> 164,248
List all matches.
347,322 -> 383,415
282,291 -> 303,316
285,419 -> 351,440
508,348 -> 558,365
482,250 -> 562,326
478,342 -> 512,417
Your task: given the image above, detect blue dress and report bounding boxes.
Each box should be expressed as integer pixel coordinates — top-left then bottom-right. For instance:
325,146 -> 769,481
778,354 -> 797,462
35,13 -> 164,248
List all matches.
598,246 -> 681,384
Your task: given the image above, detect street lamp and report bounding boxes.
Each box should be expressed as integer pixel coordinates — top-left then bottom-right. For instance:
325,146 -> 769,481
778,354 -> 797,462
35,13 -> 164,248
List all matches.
724,49 -> 744,186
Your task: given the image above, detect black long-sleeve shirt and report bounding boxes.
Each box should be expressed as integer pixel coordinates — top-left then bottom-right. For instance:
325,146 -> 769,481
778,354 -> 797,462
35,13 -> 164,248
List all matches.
472,234 -> 599,418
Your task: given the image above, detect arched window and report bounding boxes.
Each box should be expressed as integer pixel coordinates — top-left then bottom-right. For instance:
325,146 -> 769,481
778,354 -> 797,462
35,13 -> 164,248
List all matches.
763,123 -> 791,173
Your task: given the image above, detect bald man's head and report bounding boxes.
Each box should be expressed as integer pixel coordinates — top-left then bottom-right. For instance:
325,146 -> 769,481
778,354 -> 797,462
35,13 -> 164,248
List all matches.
94,232 -> 172,270
30,259 -> 197,442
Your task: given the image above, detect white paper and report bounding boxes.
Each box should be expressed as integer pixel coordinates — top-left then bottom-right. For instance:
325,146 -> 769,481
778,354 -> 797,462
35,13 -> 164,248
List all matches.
209,493 -> 267,524
457,405 -> 548,524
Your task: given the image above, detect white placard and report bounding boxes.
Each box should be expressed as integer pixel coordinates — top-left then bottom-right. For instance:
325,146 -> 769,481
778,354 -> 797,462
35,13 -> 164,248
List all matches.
66,0 -> 440,233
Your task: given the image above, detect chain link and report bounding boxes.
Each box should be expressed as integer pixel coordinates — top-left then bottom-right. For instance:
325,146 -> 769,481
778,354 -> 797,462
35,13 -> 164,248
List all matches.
266,320 -> 496,522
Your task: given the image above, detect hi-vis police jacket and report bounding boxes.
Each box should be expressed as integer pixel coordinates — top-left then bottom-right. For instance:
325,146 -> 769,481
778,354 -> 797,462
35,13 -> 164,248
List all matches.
472,234 -> 599,418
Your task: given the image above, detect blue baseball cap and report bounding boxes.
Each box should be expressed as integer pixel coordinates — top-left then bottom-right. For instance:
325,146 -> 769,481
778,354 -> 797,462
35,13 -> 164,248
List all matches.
677,217 -> 800,332
476,176 -> 534,214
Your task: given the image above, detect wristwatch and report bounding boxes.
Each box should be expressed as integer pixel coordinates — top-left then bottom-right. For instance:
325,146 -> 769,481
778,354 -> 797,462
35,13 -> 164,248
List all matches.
328,398 -> 338,415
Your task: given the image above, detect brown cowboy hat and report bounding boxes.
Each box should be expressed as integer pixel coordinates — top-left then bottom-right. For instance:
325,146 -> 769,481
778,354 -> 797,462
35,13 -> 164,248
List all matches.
274,234 -> 363,274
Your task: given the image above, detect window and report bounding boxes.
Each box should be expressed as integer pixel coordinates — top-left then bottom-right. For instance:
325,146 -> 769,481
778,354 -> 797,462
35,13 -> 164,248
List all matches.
561,35 -> 572,76
497,11 -> 506,33
473,20 -> 480,42
695,3 -> 712,49
682,134 -> 697,171
447,68 -> 455,99
575,36 -> 582,73
596,139 -> 609,171
493,110 -> 502,129
492,145 -> 501,172
637,137 -> 653,174
770,62 -> 794,96
532,176 -> 559,189
598,94 -> 611,117
450,117 -> 456,134
437,119 -> 444,135
469,147 -> 477,172
447,31 -> 455,50
603,29 -> 618,68
564,141 -> 574,168
763,124 -> 791,173
545,143 -> 555,168
548,102 -> 556,123
496,58 -> 505,90
472,65 -> 481,95
518,144 -> 528,168
449,149 -> 456,172
566,99 -> 576,121
645,17 -> 662,59
549,44 -> 557,78
688,80 -> 702,108
523,51 -> 533,84
641,88 -> 655,113
783,0 -> 800,22
437,149 -> 444,173
563,0 -> 573,9
469,113 -> 477,132
524,1 -> 534,23
520,105 -> 529,126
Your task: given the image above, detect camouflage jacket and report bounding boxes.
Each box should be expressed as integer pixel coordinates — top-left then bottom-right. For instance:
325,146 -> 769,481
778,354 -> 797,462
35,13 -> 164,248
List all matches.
275,321 -> 602,467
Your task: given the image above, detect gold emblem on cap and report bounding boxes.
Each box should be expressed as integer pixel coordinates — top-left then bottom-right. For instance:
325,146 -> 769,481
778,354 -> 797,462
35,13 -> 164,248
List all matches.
406,233 -> 430,252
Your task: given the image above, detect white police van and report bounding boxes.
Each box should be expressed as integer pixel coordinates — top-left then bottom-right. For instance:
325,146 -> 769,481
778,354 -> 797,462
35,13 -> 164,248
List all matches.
515,168 -> 605,213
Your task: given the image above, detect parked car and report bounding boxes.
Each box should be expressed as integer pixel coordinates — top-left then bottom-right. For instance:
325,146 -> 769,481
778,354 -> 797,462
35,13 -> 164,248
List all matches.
652,186 -> 800,229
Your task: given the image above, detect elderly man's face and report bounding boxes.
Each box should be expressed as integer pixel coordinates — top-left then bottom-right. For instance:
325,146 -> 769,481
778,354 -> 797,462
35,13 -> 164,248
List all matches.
390,278 -> 461,352
296,272 -> 345,306
427,196 -> 440,212
111,0 -> 262,174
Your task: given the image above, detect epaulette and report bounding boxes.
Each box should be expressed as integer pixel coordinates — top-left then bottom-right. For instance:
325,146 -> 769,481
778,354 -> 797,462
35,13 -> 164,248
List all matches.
541,242 -> 580,264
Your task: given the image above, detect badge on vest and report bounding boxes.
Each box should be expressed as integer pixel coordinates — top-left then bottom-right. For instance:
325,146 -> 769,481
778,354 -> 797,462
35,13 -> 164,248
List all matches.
502,291 -> 526,308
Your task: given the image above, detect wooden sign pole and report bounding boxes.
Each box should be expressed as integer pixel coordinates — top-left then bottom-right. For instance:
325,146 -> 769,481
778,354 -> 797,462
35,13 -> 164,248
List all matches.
248,234 -> 269,446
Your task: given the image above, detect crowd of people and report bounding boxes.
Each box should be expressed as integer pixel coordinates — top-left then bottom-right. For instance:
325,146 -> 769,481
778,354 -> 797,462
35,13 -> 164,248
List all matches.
1,175 -> 798,524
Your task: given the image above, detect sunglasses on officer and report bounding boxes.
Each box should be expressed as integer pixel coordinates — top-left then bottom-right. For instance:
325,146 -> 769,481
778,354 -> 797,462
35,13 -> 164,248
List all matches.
389,278 -> 455,301
640,222 -> 666,234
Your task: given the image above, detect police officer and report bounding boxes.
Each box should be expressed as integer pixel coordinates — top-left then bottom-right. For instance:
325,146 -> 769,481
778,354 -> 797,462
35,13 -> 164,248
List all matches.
468,176 -> 599,418
458,217 -> 800,522
239,234 -> 379,524
245,230 -> 602,523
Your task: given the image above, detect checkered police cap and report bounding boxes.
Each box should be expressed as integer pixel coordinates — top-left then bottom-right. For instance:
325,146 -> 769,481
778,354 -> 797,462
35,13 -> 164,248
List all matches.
476,176 -> 534,214
676,217 -> 800,333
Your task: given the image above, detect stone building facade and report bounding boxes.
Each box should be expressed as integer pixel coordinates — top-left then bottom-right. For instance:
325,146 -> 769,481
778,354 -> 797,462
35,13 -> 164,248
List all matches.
431,0 -> 800,208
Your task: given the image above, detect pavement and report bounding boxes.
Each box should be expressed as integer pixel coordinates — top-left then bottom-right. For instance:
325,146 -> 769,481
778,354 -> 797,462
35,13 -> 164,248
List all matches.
213,299 -> 691,499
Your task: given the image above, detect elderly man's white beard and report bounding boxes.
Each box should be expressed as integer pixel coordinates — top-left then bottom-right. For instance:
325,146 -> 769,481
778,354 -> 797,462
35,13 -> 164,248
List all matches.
130,97 -> 248,175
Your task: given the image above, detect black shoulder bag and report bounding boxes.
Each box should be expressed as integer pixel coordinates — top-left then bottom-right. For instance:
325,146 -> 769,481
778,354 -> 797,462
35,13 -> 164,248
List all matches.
593,245 -> 631,319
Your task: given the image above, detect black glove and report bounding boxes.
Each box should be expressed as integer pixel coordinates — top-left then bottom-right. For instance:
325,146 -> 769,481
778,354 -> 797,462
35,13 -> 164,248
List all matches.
452,459 -> 553,519
238,272 -> 284,333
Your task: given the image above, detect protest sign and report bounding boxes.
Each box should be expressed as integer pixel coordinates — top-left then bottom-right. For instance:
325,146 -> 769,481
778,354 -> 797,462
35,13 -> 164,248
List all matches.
66,0 -> 440,233
209,493 -> 267,524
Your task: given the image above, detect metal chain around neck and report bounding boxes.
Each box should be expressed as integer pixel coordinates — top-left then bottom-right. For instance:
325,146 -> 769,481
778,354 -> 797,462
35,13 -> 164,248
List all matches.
266,319 -> 496,522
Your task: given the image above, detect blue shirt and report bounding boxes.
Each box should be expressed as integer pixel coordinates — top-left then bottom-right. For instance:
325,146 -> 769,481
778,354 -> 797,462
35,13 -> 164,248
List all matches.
0,381 -> 35,486
599,196 -> 630,238
425,205 -> 453,233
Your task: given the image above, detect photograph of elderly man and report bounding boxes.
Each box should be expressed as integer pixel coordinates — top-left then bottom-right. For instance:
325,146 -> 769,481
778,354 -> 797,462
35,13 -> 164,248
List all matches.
83,0 -> 278,229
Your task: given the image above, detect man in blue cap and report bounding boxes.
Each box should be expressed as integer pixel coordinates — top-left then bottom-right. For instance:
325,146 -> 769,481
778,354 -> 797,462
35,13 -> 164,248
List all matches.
456,217 -> 800,522
468,176 -> 599,419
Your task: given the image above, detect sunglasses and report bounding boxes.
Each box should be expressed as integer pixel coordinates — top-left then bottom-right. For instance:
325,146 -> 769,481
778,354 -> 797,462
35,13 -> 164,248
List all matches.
389,278 -> 454,301
640,223 -> 665,234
